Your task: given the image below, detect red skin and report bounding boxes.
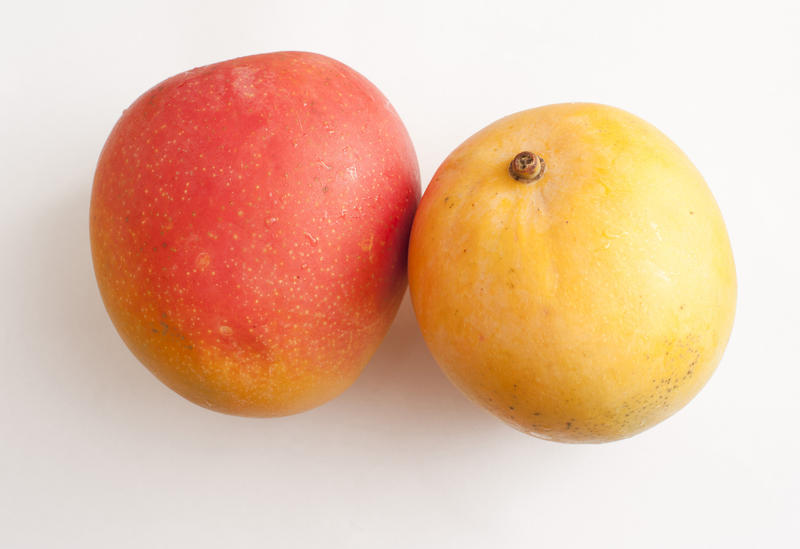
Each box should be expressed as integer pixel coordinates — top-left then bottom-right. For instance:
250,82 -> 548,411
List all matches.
90,52 -> 419,416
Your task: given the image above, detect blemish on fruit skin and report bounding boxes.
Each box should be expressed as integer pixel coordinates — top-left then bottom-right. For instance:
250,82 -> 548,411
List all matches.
195,252 -> 211,270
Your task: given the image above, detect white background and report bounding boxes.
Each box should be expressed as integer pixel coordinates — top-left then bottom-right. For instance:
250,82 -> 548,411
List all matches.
2,1 -> 798,547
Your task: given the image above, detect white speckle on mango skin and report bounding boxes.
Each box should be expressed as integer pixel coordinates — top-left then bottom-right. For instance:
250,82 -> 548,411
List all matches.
90,52 -> 421,417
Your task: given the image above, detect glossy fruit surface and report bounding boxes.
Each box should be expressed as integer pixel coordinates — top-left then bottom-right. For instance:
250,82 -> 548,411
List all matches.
91,52 -> 419,416
409,103 -> 735,442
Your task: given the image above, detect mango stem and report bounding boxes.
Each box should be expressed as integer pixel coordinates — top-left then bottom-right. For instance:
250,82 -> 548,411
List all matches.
509,151 -> 545,182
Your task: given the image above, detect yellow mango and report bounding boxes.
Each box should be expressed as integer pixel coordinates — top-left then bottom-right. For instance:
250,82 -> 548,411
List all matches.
408,103 -> 736,443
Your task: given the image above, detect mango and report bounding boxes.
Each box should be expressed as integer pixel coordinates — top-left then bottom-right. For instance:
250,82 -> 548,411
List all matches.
91,52 -> 420,416
408,103 -> 736,442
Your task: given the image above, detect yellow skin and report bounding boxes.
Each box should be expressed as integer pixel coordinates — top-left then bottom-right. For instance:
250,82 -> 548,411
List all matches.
408,103 -> 736,443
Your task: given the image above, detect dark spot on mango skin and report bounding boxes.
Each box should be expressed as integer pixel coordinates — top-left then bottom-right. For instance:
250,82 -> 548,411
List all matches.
609,343 -> 706,432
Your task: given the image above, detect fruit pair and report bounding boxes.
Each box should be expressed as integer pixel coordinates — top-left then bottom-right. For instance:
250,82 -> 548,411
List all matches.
91,52 -> 736,443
